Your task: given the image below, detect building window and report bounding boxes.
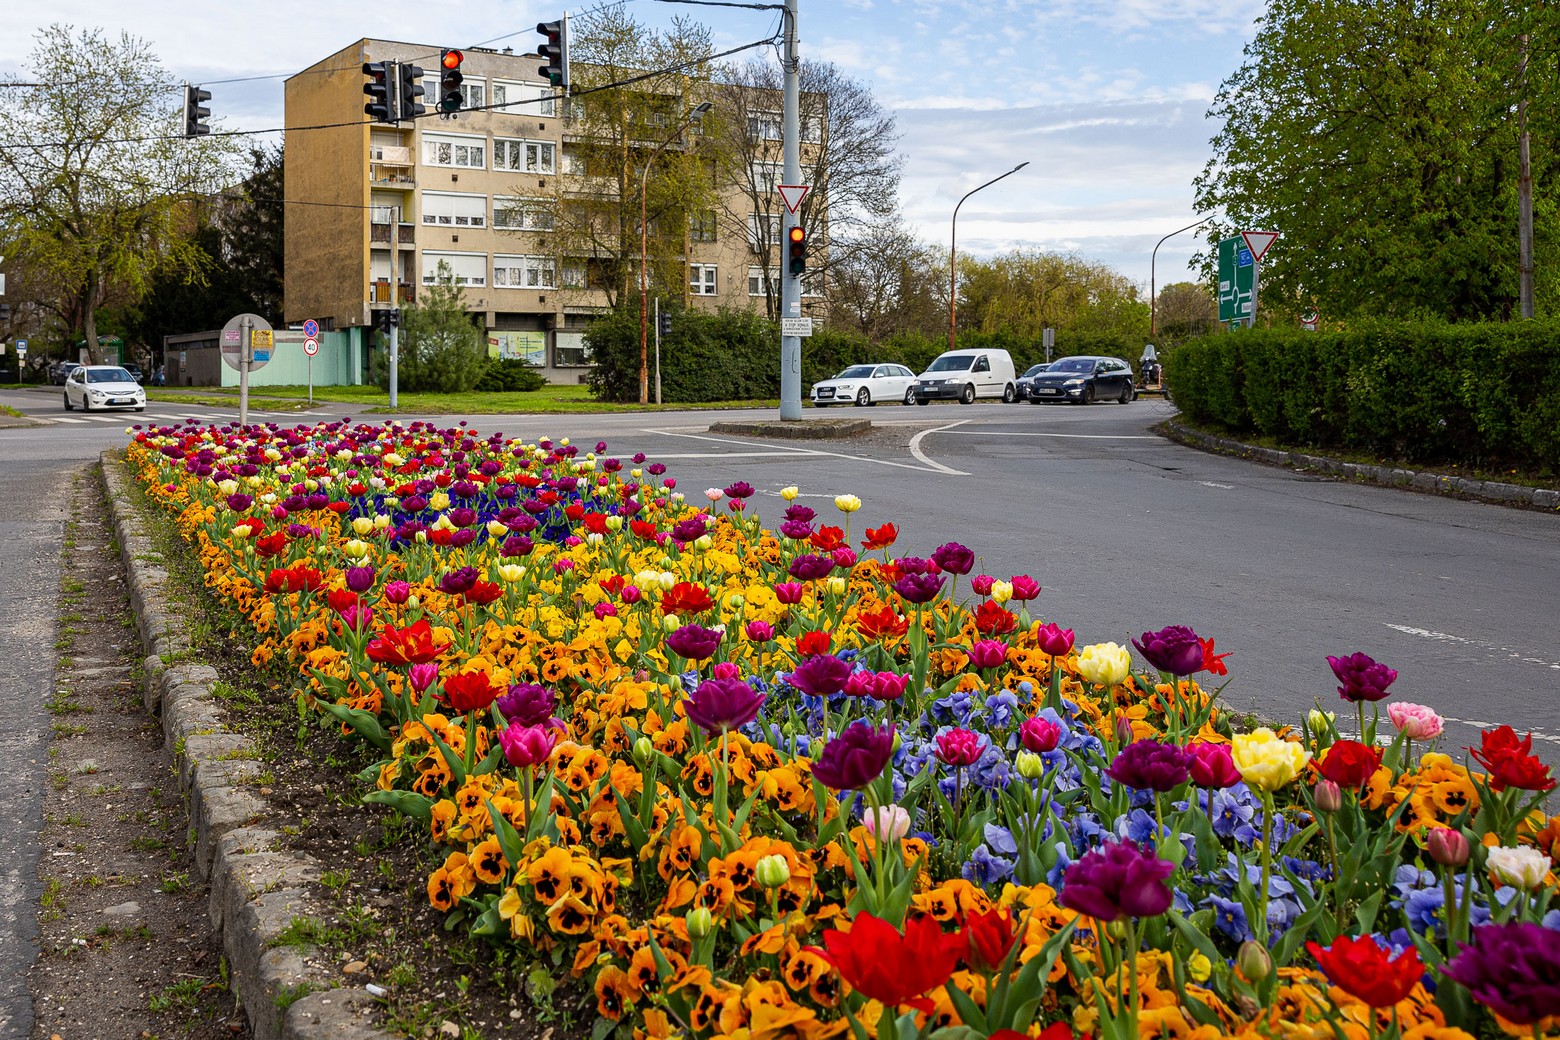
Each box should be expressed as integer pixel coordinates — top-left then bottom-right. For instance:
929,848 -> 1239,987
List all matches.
421,252 -> 487,287
749,162 -> 783,195
746,212 -> 780,249
689,264 -> 717,296
463,82 -> 486,110
689,209 -> 717,243
747,110 -> 782,140
422,134 -> 486,169
494,138 -> 556,174
492,80 -> 556,117
561,261 -> 587,288
554,332 -> 590,367
802,272 -> 823,297
493,195 -> 555,231
802,114 -> 824,143
493,254 -> 556,289
747,266 -> 775,297
421,191 -> 487,227
561,147 -> 588,175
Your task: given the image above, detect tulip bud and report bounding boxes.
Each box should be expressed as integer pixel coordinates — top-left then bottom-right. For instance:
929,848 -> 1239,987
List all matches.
1015,750 -> 1046,780
755,854 -> 791,889
1313,779 -> 1342,814
686,907 -> 714,939
1106,919 -> 1128,941
1114,714 -> 1135,746
1236,940 -> 1272,983
632,736 -> 654,768
1427,827 -> 1471,868
406,594 -> 420,610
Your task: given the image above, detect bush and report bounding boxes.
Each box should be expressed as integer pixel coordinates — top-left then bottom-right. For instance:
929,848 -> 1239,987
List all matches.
586,307 -> 779,403
1165,319 -> 1560,473
368,270 -> 489,393
476,359 -> 549,393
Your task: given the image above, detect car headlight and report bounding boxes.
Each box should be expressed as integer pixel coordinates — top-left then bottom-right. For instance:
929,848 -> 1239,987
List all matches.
1064,379 -> 1084,387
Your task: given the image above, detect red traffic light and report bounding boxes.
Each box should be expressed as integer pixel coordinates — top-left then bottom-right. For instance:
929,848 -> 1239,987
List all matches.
788,226 -> 806,244
441,49 -> 464,69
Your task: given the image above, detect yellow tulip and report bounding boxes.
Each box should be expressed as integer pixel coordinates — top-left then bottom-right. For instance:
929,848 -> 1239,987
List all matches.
835,494 -> 862,513
1231,728 -> 1311,791
990,580 -> 1013,605
780,486 -> 799,501
1077,642 -> 1132,687
351,516 -> 376,536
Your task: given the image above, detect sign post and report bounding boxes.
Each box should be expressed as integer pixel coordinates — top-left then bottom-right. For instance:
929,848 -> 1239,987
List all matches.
221,312 -> 274,425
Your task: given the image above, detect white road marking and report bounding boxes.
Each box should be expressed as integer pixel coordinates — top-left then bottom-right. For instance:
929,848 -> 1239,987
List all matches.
47,416 -> 88,424
1198,481 -> 1234,489
1438,716 -> 1560,745
943,430 -> 1161,439
907,421 -> 971,476
1384,622 -> 1560,670
646,428 -> 957,474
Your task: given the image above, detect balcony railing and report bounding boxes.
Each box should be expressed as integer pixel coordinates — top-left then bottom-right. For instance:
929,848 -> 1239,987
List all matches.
369,281 -> 417,305
370,222 -> 416,245
370,145 -> 413,165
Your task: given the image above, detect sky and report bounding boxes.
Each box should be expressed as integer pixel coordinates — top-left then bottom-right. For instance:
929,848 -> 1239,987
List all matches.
0,0 -> 1263,292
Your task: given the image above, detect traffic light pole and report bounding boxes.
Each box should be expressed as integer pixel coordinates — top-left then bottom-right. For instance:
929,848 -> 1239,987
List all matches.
778,0 -> 802,421
390,210 -> 400,408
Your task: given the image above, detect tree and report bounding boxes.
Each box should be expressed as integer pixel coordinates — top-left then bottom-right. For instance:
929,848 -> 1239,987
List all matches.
219,144 -> 284,324
826,218 -> 947,340
1153,282 -> 1218,346
1193,0 -> 1560,322
957,249 -> 1145,343
0,25 -> 238,362
712,58 -> 902,318
370,263 -> 488,393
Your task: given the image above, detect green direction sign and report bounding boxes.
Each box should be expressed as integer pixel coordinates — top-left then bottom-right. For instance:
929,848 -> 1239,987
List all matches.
1217,236 -> 1255,325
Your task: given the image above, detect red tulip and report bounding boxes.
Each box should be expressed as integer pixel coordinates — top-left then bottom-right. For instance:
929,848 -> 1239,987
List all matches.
1306,935 -> 1423,1008
814,913 -> 962,1012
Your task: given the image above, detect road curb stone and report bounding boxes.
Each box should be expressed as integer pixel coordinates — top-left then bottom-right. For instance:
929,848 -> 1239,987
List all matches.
98,450 -> 396,1040
1165,421 -> 1560,510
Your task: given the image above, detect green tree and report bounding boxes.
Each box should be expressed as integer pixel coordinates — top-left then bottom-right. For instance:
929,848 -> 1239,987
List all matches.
0,25 -> 238,362
957,249 -> 1145,343
371,264 -> 488,392
826,218 -> 947,341
1153,281 -> 1218,346
1193,0 -> 1559,322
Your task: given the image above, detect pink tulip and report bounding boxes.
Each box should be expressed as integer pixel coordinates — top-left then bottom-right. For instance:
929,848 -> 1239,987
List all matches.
1387,701 -> 1444,740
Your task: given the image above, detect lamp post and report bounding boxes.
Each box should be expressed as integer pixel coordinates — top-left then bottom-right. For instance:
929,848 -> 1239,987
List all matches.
1150,217 -> 1210,337
639,101 -> 712,405
949,161 -> 1027,352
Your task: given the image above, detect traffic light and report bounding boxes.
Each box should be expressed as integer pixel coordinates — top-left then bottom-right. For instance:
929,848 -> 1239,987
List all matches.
787,224 -> 808,275
363,62 -> 395,123
536,16 -> 570,90
0,304 -> 11,323
182,84 -> 211,137
375,309 -> 401,334
656,311 -> 672,339
438,50 -> 465,113
398,63 -> 426,121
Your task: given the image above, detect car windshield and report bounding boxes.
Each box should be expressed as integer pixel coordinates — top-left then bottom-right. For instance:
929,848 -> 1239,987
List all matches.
836,366 -> 876,378
1023,364 -> 1050,377
1049,358 -> 1096,374
926,355 -> 974,373
88,368 -> 134,383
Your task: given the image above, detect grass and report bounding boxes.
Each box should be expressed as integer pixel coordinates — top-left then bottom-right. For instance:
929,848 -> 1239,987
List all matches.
151,382 -> 780,415
0,404 -> 24,418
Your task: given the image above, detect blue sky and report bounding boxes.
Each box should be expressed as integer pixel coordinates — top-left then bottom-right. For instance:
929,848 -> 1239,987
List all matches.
1,0 -> 1262,291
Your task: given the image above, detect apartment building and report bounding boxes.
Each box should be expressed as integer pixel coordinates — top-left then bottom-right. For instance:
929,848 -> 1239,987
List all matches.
283,38 -> 824,383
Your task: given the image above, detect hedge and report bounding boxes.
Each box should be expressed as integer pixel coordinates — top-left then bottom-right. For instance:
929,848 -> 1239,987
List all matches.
1166,320 -> 1560,473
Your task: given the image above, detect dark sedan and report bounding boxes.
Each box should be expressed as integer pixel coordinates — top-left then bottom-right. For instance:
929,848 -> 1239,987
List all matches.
1015,362 -> 1053,401
1025,355 -> 1136,404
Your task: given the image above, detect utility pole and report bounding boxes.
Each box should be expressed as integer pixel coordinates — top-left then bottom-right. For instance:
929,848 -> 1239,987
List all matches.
1517,32 -> 1534,319
389,207 -> 400,408
778,0 -> 803,420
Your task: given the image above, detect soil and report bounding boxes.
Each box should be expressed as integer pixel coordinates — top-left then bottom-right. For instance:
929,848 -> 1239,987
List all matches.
29,467 -> 247,1040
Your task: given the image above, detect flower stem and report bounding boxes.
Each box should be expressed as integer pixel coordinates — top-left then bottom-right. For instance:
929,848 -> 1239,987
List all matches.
1258,790 -> 1274,946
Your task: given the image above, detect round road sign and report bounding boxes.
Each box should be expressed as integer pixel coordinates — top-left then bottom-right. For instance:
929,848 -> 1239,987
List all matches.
303,337 -> 319,357
302,318 -> 320,339
220,312 -> 275,372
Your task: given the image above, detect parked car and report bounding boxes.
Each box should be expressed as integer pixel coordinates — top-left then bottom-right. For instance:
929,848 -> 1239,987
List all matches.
911,349 -> 1018,405
62,365 -> 146,413
1015,362 -> 1055,401
50,360 -> 82,386
812,363 -> 919,407
121,362 -> 145,383
1025,355 -> 1136,404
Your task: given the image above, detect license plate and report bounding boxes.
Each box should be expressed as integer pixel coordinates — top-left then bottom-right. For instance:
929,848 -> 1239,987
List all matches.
1039,388 -> 1058,395
817,389 -> 834,398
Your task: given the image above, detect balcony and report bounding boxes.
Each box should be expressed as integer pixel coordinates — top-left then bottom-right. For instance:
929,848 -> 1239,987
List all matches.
370,144 -> 413,165
370,220 -> 416,245
370,170 -> 416,188
370,281 -> 417,305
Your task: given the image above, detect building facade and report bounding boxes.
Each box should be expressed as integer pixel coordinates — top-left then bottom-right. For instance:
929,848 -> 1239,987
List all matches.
283,38 -> 823,384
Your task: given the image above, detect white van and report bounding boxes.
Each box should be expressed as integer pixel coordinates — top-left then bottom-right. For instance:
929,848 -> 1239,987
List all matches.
911,348 -> 1018,405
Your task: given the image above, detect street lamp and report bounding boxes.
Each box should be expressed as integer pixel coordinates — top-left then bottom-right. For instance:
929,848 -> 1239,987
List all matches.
949,161 -> 1027,352
639,101 -> 713,405
1150,217 -> 1210,337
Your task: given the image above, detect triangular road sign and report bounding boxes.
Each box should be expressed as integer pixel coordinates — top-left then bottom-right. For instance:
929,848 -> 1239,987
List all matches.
777,184 -> 809,214
1241,230 -> 1278,263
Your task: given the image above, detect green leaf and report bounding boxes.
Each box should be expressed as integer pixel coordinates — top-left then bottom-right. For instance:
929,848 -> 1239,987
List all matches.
483,796 -> 525,878
315,699 -> 391,750
362,789 -> 434,826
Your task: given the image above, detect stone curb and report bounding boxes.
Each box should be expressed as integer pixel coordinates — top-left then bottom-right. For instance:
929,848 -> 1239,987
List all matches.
709,418 -> 871,439
98,451 -> 396,1040
1164,421 -> 1560,511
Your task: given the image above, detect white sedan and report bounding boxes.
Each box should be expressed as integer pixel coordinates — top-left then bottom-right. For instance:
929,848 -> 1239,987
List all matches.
811,363 -> 919,407
63,365 -> 146,413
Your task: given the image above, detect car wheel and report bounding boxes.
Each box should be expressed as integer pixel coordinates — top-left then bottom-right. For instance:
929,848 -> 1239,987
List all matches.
1119,384 -> 1134,404
135,407 -> 145,413
1079,385 -> 1094,405
1002,383 -> 1016,403
903,386 -> 916,405
916,397 -> 930,406
63,393 -> 73,412
815,402 -> 829,408
1029,396 -> 1043,404
959,383 -> 976,405
855,388 -> 870,407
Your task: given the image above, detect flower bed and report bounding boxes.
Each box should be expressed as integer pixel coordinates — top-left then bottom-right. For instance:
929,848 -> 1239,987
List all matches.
127,419 -> 1560,1040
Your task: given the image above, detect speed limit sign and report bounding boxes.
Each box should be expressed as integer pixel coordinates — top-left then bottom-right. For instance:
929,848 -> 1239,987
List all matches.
303,337 -> 319,356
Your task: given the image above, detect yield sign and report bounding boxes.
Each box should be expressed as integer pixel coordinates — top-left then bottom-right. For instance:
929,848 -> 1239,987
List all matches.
776,184 -> 809,214
1241,230 -> 1279,263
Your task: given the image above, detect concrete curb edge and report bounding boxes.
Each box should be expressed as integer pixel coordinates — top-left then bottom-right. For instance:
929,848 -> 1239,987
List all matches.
98,451 -> 398,1040
1163,421 -> 1560,511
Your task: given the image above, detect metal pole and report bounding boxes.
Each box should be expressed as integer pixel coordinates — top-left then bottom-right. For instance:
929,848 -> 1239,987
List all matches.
389,207 -> 400,408
308,355 -> 314,406
1150,217 -> 1210,337
239,316 -> 251,426
640,104 -> 711,405
654,297 -> 662,405
948,162 -> 1028,352
778,0 -> 803,420
1250,259 -> 1260,329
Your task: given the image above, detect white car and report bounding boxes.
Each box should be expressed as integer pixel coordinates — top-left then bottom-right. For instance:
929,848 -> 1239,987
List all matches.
63,365 -> 146,413
811,363 -> 919,407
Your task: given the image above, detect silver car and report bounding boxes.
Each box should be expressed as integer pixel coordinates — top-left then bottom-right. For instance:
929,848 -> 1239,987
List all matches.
63,365 -> 147,413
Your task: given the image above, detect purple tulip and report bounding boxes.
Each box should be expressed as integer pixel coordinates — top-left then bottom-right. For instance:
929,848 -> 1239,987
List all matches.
893,573 -> 945,605
789,654 -> 855,698
1440,923 -> 1560,1024
226,493 -> 253,512
499,724 -> 558,769
1058,839 -> 1176,921
931,541 -> 975,576
1034,622 -> 1075,658
1132,625 -> 1205,676
779,520 -> 815,541
810,721 -> 896,791
1107,740 -> 1193,793
1327,652 -> 1398,703
935,727 -> 986,767
671,516 -> 708,543
788,554 -> 835,581
383,579 -> 410,604
782,504 -> 816,524
1187,743 -> 1243,788
500,534 -> 534,557
774,582 -> 806,605
723,481 -> 755,500
684,677 -> 766,736
666,623 -> 722,661
448,506 -> 479,528
1020,716 -> 1063,753
345,565 -> 376,593
408,662 -> 439,694
744,620 -> 775,642
439,566 -> 479,595
496,683 -> 558,727
965,639 -> 1008,671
